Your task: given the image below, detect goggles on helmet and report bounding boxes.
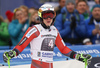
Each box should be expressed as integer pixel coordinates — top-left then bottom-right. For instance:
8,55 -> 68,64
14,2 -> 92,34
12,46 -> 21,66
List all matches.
42,11 -> 55,19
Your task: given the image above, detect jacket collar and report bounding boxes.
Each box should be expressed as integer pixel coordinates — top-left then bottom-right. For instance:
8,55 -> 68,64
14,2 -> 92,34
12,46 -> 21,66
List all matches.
88,16 -> 100,25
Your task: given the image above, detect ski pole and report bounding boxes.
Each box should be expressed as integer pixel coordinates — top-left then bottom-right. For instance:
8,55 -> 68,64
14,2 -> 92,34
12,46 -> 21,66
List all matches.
84,58 -> 87,68
7,54 -> 11,68
7,58 -> 10,68
81,54 -> 88,68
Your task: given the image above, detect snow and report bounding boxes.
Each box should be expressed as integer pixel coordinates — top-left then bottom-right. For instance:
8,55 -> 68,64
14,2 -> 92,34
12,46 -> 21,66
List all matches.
0,60 -> 86,68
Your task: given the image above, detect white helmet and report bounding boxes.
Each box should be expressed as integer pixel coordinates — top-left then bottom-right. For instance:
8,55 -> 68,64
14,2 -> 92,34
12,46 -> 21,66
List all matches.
38,4 -> 56,18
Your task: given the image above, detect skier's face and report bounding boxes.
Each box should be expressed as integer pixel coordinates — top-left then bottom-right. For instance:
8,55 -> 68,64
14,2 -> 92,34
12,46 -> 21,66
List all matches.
43,18 -> 53,26
42,12 -> 54,26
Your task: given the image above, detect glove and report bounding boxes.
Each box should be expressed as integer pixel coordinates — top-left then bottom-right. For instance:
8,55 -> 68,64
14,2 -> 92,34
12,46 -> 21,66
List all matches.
3,50 -> 16,63
70,16 -> 76,30
75,53 -> 92,65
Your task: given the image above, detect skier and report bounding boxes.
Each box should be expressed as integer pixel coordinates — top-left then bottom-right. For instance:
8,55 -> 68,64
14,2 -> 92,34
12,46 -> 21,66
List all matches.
3,4 -> 92,68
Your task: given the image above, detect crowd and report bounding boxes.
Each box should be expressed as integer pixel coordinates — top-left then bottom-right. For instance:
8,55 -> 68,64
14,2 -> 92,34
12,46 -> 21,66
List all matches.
54,0 -> 100,46
0,0 -> 100,46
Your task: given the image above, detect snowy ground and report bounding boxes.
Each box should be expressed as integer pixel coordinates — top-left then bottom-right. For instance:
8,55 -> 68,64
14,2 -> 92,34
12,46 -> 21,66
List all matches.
0,60 -> 85,68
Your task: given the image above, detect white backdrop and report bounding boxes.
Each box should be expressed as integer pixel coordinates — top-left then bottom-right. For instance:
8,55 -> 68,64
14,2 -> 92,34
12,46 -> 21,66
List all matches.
0,60 -> 86,68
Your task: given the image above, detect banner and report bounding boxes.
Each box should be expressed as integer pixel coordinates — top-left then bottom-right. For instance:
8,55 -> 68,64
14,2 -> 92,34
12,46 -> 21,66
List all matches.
53,45 -> 100,60
88,57 -> 100,68
0,45 -> 100,66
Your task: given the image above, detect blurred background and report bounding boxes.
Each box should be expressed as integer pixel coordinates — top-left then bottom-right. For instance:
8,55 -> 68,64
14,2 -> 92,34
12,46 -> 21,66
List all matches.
0,0 -> 95,19
0,0 -> 100,68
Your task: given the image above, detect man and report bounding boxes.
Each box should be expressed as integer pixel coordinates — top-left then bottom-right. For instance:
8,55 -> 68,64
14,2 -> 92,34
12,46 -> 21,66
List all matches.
85,4 -> 100,44
95,0 -> 100,4
76,0 -> 90,19
55,0 -> 86,45
75,0 -> 79,4
91,0 -> 100,12
54,0 -> 66,15
83,38 -> 92,45
3,4 -> 92,68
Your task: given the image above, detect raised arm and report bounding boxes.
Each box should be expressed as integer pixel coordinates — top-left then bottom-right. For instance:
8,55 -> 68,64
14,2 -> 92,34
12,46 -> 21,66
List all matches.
13,26 -> 40,55
55,32 -> 76,59
55,32 -> 92,65
3,26 -> 40,63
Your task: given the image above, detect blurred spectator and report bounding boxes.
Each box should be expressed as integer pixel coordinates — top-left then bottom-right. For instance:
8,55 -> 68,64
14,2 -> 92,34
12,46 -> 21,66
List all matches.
54,0 -> 66,15
76,0 -> 90,19
95,0 -> 100,4
55,0 -> 86,45
83,38 -> 92,45
20,5 -> 29,18
75,0 -> 87,4
75,0 -> 79,4
87,5 -> 91,16
28,7 -> 37,16
29,11 -> 40,27
85,4 -> 100,44
0,16 -> 11,46
8,8 -> 29,46
91,0 -> 100,12
5,10 -> 14,22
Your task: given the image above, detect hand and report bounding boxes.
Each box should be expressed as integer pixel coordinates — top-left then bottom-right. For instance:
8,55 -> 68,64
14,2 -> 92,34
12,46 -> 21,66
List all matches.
19,17 -> 27,24
75,53 -> 92,65
92,29 -> 99,35
3,50 -> 16,63
70,16 -> 76,30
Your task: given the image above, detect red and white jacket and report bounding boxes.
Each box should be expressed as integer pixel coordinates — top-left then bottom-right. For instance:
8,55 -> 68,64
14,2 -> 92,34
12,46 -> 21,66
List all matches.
13,24 -> 76,63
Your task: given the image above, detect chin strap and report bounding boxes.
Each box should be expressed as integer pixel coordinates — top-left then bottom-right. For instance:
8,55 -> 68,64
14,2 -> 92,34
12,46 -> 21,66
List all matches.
41,23 -> 50,29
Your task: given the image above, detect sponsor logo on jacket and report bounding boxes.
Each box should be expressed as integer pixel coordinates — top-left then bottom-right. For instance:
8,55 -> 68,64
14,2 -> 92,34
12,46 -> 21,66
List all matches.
26,27 -> 37,38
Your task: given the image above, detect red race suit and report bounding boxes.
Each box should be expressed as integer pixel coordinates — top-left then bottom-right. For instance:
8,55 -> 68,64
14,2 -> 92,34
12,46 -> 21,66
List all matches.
13,24 -> 76,68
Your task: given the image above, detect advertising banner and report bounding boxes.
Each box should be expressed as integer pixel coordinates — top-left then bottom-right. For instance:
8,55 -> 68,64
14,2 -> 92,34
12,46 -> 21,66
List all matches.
88,57 -> 100,68
0,45 -> 100,66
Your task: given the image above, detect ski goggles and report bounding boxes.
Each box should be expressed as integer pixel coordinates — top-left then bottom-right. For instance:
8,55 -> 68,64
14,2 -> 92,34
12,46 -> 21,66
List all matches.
42,12 -> 55,19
